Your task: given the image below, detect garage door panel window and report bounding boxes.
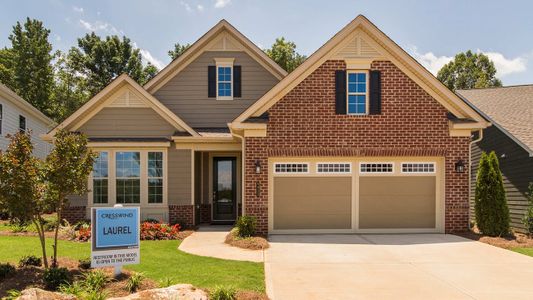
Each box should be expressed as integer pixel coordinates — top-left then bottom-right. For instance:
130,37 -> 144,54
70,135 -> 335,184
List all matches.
359,163 -> 393,173
401,162 -> 435,173
317,163 -> 351,173
274,163 -> 309,174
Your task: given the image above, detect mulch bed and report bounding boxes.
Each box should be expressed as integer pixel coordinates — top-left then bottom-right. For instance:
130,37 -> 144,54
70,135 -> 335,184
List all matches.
236,290 -> 270,300
225,229 -> 269,250
456,228 -> 533,249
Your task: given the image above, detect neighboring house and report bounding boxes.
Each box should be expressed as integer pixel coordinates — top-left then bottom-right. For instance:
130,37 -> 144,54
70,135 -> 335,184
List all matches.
458,86 -> 533,231
44,16 -> 488,235
0,83 -> 55,159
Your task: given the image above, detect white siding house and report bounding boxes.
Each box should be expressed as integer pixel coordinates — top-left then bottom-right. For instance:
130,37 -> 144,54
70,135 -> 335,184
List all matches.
0,84 -> 55,159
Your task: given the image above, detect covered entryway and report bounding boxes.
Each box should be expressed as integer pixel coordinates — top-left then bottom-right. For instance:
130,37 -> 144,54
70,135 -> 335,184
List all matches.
269,158 -> 444,234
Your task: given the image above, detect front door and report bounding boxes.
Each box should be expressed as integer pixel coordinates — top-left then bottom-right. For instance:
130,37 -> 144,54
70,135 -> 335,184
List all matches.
213,157 -> 237,222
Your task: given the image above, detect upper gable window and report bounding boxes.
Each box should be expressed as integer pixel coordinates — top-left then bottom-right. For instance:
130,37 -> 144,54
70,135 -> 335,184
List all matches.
347,71 -> 368,115
215,58 -> 235,100
19,115 -> 26,133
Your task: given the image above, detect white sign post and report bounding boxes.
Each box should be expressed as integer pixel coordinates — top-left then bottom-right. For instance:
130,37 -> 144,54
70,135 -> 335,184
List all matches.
91,205 -> 140,277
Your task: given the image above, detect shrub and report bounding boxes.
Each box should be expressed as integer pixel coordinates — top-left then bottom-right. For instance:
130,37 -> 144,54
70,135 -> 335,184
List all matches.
59,221 -> 77,240
78,257 -> 92,270
523,183 -> 533,235
3,289 -> 21,300
235,216 -> 256,237
126,272 -> 144,293
84,289 -> 108,300
41,216 -> 58,232
9,222 -> 28,233
59,281 -> 85,297
210,285 -> 237,300
82,269 -> 108,291
142,218 -> 160,224
19,255 -> 42,267
158,277 -> 175,288
74,223 -> 91,242
43,267 -> 71,290
0,263 -> 16,279
140,222 -> 181,240
475,151 -> 510,236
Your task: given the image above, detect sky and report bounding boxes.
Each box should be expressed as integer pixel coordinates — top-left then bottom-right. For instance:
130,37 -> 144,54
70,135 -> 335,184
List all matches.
1,0 -> 532,86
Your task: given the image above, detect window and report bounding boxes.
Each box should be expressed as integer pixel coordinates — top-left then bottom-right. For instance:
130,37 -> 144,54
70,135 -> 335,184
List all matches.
0,104 -> 3,134
317,163 -> 351,173
274,163 -> 309,174
19,115 -> 26,133
116,151 -> 141,204
360,163 -> 393,173
217,66 -> 232,99
402,162 -> 435,173
148,152 -> 163,204
92,152 -> 109,204
347,71 -> 368,114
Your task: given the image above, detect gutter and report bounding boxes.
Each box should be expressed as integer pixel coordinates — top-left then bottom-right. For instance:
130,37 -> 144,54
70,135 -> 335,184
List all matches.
468,129 -> 483,230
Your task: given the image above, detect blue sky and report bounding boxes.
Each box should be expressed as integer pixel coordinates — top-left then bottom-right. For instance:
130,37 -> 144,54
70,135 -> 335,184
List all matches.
1,0 -> 532,85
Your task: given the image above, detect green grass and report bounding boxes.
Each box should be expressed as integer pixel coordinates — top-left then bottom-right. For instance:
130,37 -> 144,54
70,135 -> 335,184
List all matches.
0,236 -> 264,292
512,247 -> 533,257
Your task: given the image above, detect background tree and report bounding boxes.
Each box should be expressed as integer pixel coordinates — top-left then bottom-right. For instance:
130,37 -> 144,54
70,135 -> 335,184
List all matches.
265,37 -> 306,73
475,151 -> 510,236
0,18 -> 54,115
0,132 -> 49,268
68,33 -> 156,96
45,129 -> 96,267
168,42 -> 191,60
437,50 -> 502,91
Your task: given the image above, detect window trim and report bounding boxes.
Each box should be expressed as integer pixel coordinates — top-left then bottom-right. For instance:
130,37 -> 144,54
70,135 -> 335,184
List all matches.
401,162 -> 436,174
147,151 -> 164,204
0,103 -> 3,135
19,114 -> 26,133
215,58 -> 235,101
346,70 -> 369,115
316,162 -> 352,174
273,162 -> 310,174
92,151 -> 109,204
115,151 -> 142,204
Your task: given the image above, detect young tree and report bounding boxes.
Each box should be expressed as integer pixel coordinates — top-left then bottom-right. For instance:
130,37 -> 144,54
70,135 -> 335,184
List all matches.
475,151 -> 510,236
168,43 -> 191,60
437,50 -> 502,91
522,183 -> 533,234
45,130 -> 96,267
265,37 -> 306,73
0,132 -> 49,268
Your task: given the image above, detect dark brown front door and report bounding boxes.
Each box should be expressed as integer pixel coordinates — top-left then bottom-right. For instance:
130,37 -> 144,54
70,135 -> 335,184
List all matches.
213,157 -> 237,222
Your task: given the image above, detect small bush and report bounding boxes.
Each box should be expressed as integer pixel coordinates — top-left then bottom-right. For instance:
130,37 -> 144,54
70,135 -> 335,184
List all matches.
140,222 -> 181,240
142,218 -> 160,224
41,216 -> 58,232
158,277 -> 175,288
59,281 -> 85,297
3,289 -> 21,300
19,255 -> 42,267
0,263 -> 16,279
84,289 -> 108,300
78,257 -> 92,270
126,272 -> 144,293
235,216 -> 256,237
210,285 -> 237,300
43,267 -> 71,290
522,183 -> 533,235
9,222 -> 27,233
82,270 -> 108,291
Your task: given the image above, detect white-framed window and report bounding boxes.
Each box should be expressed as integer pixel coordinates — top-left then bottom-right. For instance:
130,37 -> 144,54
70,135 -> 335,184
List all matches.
360,162 -> 393,173
317,163 -> 351,173
0,104 -> 3,135
347,70 -> 368,115
116,151 -> 141,204
19,115 -> 26,133
148,152 -> 164,204
215,58 -> 234,100
92,152 -> 109,204
401,162 -> 436,173
274,163 -> 309,174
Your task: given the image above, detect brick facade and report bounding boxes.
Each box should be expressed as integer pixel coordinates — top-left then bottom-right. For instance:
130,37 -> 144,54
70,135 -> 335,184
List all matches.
244,60 -> 470,234
199,204 -> 212,223
62,206 -> 87,224
169,205 -> 194,228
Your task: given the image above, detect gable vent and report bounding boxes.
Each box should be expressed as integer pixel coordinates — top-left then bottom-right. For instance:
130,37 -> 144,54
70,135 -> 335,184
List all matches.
109,89 -> 148,108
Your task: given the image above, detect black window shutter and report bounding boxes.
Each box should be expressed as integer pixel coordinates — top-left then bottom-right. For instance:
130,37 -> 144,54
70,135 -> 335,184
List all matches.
369,70 -> 382,115
208,66 -> 216,97
335,70 -> 347,114
233,65 -> 241,97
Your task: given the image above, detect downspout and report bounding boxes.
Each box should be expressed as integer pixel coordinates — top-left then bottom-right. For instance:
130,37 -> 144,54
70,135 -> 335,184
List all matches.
230,126 -> 246,218
468,129 -> 483,230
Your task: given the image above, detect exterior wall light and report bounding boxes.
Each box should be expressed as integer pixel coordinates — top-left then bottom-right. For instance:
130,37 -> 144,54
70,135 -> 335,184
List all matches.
455,159 -> 465,173
255,160 -> 261,174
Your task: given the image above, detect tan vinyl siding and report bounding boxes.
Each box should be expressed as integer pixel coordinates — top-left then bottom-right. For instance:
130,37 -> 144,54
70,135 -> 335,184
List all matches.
67,193 -> 88,207
154,51 -> 279,128
470,126 -> 533,231
78,107 -> 177,137
168,148 -> 192,205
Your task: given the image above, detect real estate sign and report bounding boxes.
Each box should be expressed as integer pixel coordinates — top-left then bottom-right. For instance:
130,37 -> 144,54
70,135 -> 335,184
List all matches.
91,207 -> 140,269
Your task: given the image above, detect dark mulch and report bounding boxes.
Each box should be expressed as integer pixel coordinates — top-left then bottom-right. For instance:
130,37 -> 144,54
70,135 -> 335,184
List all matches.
225,229 -> 269,250
456,228 -> 533,249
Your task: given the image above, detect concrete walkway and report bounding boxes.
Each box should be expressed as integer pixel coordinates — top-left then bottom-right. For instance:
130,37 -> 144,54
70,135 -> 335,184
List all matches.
265,234 -> 533,300
178,226 -> 264,262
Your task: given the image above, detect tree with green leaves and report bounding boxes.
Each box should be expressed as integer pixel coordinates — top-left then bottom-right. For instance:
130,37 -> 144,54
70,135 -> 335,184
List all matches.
522,183 -> 533,234
265,37 -> 306,73
68,33 -> 157,96
45,129 -> 96,267
168,43 -> 191,60
475,151 -> 510,236
0,18 -> 55,115
437,50 -> 502,91
0,132 -> 49,268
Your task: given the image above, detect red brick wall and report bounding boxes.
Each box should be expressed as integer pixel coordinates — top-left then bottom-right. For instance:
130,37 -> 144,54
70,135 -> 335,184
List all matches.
62,206 -> 87,224
244,60 -> 470,234
169,205 -> 194,228
199,204 -> 211,223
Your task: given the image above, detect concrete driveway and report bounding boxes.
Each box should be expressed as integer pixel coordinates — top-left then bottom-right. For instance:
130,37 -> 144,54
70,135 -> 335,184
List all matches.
265,234 -> 533,300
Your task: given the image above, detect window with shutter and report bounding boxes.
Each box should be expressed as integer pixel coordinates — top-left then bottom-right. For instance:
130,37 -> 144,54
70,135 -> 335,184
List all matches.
346,70 -> 368,115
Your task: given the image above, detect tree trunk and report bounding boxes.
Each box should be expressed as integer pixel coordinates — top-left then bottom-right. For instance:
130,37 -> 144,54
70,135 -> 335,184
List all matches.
32,217 -> 48,269
52,196 -> 64,268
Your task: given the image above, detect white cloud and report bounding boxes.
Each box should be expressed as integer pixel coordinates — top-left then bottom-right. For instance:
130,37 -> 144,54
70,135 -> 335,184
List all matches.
180,1 -> 205,13
132,42 -> 165,69
197,4 -> 204,11
54,34 -> 61,42
214,0 -> 231,8
180,1 -> 193,12
79,19 -> 123,35
73,6 -> 84,13
409,46 -> 527,77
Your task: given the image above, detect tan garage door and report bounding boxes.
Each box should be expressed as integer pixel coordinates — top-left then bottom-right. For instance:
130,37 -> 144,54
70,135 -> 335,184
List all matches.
273,177 -> 352,230
359,176 -> 436,229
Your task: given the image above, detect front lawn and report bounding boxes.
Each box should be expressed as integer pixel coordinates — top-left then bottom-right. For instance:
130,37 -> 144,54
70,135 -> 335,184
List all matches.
0,236 -> 264,292
512,247 -> 533,257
